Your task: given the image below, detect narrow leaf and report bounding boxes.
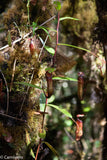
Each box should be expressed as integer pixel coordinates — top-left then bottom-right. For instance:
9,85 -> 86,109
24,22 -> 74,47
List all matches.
48,104 -> 72,119
60,17 -> 79,21
25,130 -> 35,159
43,141 -> 59,158
38,36 -> 44,44
47,95 -> 55,103
46,27 -> 57,32
52,76 -> 77,82
14,82 -> 42,90
58,43 -> 92,53
38,26 -> 51,40
44,46 -> 55,55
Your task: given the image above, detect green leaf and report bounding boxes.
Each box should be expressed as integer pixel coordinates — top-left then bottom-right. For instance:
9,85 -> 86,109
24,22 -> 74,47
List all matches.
14,82 -> 42,90
83,107 -> 91,112
39,93 -> 46,112
43,141 -> 59,158
39,129 -> 46,139
32,21 -> 37,28
47,95 -> 55,103
38,26 -> 51,40
52,76 -> 77,82
64,119 -> 73,126
38,36 -> 44,44
45,67 -> 56,73
26,130 -> 35,159
60,17 -> 79,21
46,27 -> 57,32
58,43 -> 92,53
32,22 -> 37,35
44,46 -> 55,55
48,104 -> 72,119
38,36 -> 55,55
54,1 -> 61,11
32,20 -> 39,35
81,100 -> 86,104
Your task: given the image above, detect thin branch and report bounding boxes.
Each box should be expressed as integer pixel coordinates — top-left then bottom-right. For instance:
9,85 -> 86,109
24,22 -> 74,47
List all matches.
0,15 -> 56,51
64,128 -> 82,157
64,127 -> 75,142
13,22 -> 21,37
35,139 -> 42,160
39,35 -> 49,60
0,44 -> 9,51
0,112 -> 26,122
39,15 -> 56,27
10,58 -> 17,92
0,70 -> 9,114
19,70 -> 34,115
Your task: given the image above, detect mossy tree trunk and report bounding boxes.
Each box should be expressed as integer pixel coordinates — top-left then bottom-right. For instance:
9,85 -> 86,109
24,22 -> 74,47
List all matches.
0,0 -> 53,158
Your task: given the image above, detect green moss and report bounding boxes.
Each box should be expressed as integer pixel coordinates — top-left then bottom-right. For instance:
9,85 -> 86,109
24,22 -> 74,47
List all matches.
0,0 -> 55,157
61,0 -> 98,49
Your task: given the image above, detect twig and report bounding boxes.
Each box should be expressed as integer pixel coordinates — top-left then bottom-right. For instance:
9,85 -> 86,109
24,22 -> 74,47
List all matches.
10,58 -> 17,92
39,35 -> 49,60
0,44 -> 9,51
39,15 -> 56,27
0,15 -> 56,51
0,70 -> 9,114
64,128 -> 82,157
13,22 -> 21,37
0,112 -> 26,122
35,139 -> 42,160
64,127 -> 75,142
19,70 -> 34,115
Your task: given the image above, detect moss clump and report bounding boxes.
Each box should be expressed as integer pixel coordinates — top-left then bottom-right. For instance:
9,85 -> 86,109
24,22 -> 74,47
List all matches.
61,0 -> 98,49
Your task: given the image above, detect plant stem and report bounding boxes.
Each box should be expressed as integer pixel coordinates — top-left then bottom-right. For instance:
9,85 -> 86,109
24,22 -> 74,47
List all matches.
35,139 -> 42,160
53,12 -> 60,66
42,98 -> 48,129
27,0 -> 30,25
0,70 -> 9,114
35,97 -> 48,160
10,58 -> 17,92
